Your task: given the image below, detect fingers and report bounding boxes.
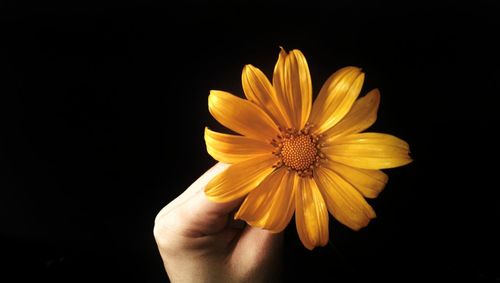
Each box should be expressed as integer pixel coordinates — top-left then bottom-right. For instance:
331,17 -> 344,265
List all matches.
155,162 -> 229,224
155,162 -> 245,238
178,180 -> 244,236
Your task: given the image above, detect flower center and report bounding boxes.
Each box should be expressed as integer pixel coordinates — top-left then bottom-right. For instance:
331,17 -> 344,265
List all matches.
272,124 -> 324,177
281,135 -> 317,171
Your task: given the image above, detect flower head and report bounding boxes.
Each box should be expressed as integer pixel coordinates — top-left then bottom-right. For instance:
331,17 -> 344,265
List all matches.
204,48 -> 412,249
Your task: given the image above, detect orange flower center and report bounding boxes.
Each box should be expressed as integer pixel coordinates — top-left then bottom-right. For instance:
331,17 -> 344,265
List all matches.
271,124 -> 324,177
281,135 -> 318,171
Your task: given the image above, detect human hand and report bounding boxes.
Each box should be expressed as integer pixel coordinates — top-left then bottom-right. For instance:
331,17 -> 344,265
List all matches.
154,163 -> 283,283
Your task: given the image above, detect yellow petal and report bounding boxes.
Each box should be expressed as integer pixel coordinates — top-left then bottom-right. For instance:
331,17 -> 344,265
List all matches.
204,127 -> 274,164
234,168 -> 286,224
285,50 -> 313,129
322,160 -> 388,198
205,154 -> 278,202
314,166 -> 376,230
323,133 -> 412,169
272,48 -> 293,128
309,67 -> 364,134
235,168 -> 295,233
295,176 -> 329,250
208,90 -> 279,141
323,88 -> 380,141
242,64 -> 289,127
273,48 -> 312,129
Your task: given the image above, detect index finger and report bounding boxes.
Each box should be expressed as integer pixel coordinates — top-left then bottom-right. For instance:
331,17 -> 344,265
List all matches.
155,162 -> 243,236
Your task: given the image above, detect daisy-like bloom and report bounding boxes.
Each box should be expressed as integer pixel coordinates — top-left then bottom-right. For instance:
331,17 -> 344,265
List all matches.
204,48 -> 412,249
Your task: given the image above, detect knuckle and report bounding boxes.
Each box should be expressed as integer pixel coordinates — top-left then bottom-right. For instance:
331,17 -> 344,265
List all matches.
153,211 -> 182,252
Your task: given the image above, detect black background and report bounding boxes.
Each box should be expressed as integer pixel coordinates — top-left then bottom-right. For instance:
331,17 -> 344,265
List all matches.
1,1 -> 499,282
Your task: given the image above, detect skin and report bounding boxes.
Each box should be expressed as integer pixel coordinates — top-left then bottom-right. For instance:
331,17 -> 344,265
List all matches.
153,163 -> 283,283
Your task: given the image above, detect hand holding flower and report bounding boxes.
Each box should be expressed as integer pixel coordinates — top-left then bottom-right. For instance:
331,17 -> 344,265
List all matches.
154,163 -> 283,283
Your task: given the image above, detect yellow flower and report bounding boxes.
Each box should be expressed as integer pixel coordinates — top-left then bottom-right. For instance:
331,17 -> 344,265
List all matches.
204,48 -> 412,250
